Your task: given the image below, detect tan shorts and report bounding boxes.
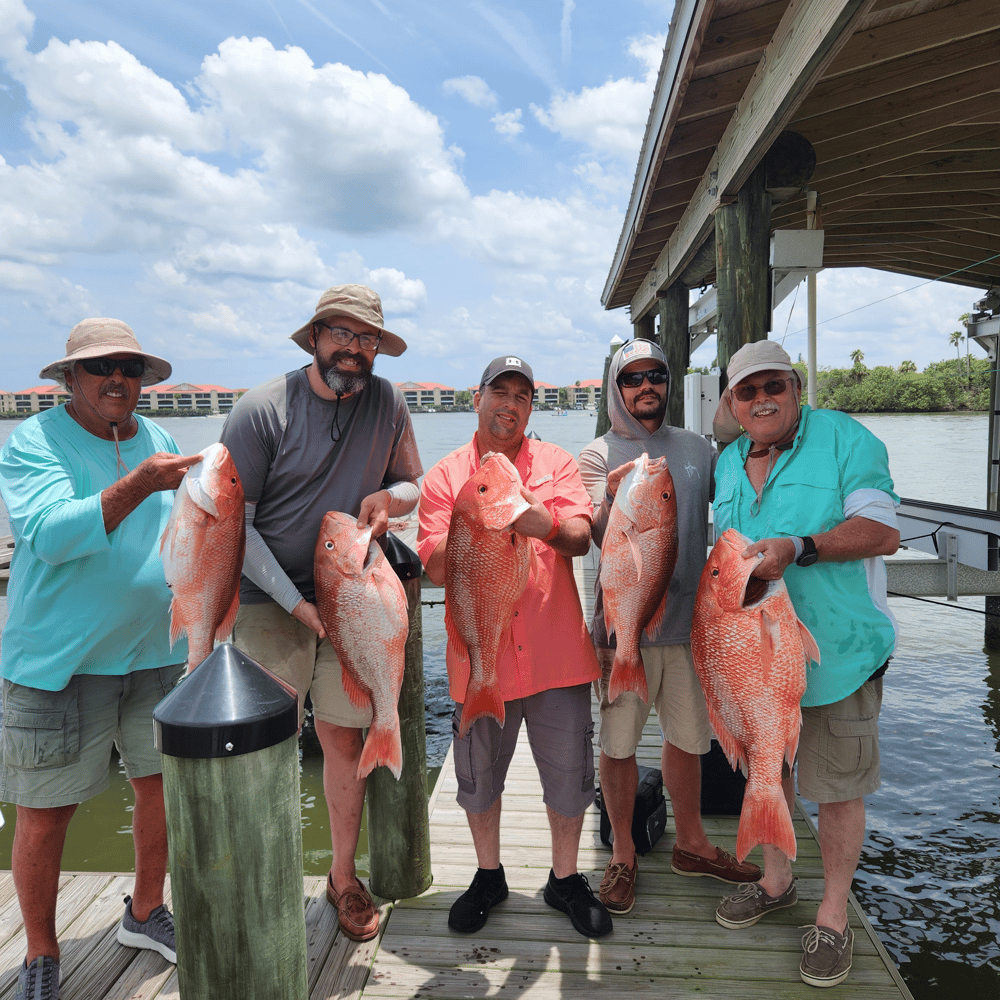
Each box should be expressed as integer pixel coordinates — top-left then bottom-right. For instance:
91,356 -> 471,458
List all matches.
232,602 -> 371,729
595,643 -> 713,759
795,677 -> 883,804
0,665 -> 183,809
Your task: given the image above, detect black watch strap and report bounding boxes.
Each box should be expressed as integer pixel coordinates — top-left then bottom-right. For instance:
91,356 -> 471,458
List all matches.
796,535 -> 818,567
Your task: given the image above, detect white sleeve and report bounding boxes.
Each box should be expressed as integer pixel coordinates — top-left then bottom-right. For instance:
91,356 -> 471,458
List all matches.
385,479 -> 420,513
843,488 -> 899,529
242,501 -> 304,613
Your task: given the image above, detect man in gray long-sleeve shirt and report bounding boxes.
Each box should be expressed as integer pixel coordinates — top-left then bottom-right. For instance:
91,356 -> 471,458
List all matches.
220,285 -> 422,942
577,339 -> 759,916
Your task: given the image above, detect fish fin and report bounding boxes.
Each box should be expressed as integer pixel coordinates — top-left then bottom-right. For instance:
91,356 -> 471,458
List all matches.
168,597 -> 186,648
339,665 -> 371,711
736,781 -> 797,863
607,647 -> 648,704
444,597 -> 470,663
709,720 -> 746,777
625,526 -> 643,582
786,710 -> 802,770
459,679 -> 505,738
357,712 -> 403,780
643,582 -> 669,640
184,471 -> 219,519
797,620 -> 821,665
759,609 -> 782,685
215,588 -> 241,643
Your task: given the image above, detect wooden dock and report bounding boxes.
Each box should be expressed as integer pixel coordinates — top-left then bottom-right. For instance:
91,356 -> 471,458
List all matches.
0,722 -> 913,999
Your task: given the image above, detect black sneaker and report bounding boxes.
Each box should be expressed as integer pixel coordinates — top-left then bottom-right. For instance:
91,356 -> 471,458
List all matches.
448,866 -> 508,933
15,956 -> 59,1000
543,870 -> 613,938
117,895 -> 177,963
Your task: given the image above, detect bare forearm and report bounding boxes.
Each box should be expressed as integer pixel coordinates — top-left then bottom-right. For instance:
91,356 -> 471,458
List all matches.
547,515 -> 592,557
101,452 -> 200,534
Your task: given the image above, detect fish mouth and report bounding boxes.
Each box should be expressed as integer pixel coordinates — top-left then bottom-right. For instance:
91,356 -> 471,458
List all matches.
743,575 -> 769,607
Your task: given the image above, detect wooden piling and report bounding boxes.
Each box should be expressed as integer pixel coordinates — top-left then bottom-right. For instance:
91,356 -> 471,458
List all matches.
657,282 -> 689,429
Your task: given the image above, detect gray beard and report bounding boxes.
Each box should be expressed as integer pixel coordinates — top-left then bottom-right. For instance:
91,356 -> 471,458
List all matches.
322,368 -> 370,395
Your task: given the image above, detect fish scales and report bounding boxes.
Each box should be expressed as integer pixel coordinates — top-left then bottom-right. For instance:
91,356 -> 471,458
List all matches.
599,453 -> 678,703
444,452 -> 532,738
160,442 -> 246,673
314,511 -> 408,780
691,528 -> 819,862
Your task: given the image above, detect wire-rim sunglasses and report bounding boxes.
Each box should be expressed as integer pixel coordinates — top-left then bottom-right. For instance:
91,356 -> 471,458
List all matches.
730,376 -> 796,403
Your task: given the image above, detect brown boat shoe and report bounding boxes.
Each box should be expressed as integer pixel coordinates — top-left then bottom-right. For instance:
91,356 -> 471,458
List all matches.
598,856 -> 637,914
327,874 -> 380,942
671,845 -> 762,883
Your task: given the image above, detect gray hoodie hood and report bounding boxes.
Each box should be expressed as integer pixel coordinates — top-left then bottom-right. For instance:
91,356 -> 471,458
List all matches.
607,339 -> 672,445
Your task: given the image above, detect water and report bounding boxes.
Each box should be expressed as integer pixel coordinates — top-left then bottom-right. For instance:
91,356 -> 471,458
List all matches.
1,408 -> 998,997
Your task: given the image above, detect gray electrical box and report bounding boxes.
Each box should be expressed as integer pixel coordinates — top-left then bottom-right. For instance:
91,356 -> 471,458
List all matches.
684,372 -> 720,436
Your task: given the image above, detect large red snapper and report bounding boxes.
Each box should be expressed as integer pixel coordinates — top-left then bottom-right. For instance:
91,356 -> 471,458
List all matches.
600,453 -> 678,703
314,511 -> 409,780
691,528 -> 819,862
444,452 -> 533,738
160,442 -> 246,673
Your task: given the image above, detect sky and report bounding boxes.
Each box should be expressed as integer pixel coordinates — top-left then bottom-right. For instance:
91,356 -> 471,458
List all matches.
0,0 -> 986,395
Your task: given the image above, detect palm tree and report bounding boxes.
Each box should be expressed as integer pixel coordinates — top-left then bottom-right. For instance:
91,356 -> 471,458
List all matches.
898,360 -> 917,374
949,330 -> 963,377
849,348 -> 864,367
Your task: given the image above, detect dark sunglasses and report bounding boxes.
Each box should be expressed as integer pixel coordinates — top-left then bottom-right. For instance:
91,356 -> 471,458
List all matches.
731,376 -> 795,403
79,357 -> 146,379
617,368 -> 668,389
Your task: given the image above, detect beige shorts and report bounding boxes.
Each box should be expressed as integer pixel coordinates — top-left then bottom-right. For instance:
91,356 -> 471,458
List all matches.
595,643 -> 713,759
795,677 -> 883,804
232,602 -> 371,729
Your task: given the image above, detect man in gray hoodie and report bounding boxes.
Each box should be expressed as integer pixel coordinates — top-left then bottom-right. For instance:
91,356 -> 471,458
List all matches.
578,339 -> 760,915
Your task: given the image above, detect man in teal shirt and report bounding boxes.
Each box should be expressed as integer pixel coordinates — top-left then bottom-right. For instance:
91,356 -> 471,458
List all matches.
1,319 -> 202,1000
710,341 -> 899,989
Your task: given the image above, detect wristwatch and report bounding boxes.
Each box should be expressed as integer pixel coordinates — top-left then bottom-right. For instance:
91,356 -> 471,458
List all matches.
795,535 -> 818,567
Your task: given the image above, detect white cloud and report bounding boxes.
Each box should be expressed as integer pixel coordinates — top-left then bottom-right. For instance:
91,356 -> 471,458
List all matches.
532,32 -> 665,161
561,0 -> 575,67
442,75 -> 498,110
367,267 -> 427,315
491,108 -> 523,138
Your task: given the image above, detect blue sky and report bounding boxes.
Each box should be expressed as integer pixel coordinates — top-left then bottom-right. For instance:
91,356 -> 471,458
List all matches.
0,0 -> 984,395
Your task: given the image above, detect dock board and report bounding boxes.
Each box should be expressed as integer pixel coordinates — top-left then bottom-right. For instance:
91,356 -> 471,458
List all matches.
0,725 -> 913,999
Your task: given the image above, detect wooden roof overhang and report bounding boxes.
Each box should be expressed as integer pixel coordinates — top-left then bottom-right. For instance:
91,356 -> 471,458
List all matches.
603,0 -> 1000,322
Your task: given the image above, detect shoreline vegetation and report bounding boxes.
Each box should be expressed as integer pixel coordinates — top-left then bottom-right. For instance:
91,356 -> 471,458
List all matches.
692,353 -> 992,414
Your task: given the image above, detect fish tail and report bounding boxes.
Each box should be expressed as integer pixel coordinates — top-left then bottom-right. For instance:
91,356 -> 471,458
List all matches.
458,681 -> 505,738
607,648 -> 648,704
737,783 -> 797,863
356,713 -> 403,781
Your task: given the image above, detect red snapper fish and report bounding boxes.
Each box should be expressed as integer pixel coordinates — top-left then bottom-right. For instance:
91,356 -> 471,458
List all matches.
690,528 -> 819,862
600,453 -> 678,703
160,442 -> 246,673
314,511 -> 408,780
444,452 -> 533,738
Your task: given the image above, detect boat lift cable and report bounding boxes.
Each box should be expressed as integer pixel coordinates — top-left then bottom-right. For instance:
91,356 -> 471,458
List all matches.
781,249 -> 1000,343
887,591 -> 994,615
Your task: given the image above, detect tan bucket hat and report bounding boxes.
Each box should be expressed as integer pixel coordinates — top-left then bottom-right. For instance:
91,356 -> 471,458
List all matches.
40,318 -> 172,388
290,284 -> 407,357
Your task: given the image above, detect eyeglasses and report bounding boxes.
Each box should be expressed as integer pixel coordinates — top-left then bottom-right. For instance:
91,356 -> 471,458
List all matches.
731,376 -> 795,403
78,357 -> 146,379
315,322 -> 382,351
617,368 -> 668,389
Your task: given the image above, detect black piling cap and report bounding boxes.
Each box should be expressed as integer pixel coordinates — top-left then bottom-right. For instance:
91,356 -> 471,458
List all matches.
385,532 -> 422,582
154,643 -> 298,759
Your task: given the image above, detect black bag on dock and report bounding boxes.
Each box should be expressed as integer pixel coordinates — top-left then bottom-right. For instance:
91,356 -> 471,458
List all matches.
595,764 -> 667,855
699,739 -> 746,816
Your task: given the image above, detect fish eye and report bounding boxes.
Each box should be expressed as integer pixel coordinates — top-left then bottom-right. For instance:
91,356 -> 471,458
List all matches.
662,491 -> 671,501
478,485 -> 487,494
325,541 -> 333,550
711,568 -> 719,577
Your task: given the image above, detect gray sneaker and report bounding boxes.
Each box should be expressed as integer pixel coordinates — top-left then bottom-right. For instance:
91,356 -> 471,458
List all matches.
15,956 -> 59,1000
800,923 -> 854,987
116,895 -> 177,963
715,879 -> 798,929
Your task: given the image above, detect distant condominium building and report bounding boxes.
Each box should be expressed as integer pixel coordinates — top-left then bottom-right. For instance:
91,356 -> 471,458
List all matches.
5,383 -> 245,415
396,381 -> 456,409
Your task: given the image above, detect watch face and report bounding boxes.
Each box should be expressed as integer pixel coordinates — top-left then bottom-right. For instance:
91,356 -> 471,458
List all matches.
796,536 -> 818,566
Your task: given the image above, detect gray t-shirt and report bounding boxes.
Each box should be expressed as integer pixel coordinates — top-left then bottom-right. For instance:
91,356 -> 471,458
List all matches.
220,367 -> 423,605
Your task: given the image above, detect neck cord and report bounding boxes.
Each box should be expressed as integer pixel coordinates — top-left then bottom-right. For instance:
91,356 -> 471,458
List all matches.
110,421 -> 131,479
330,392 -> 345,443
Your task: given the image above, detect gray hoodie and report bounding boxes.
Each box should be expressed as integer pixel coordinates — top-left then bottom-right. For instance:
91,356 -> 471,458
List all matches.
577,342 -> 717,648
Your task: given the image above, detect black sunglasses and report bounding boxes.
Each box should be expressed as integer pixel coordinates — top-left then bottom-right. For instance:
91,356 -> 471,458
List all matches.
617,368 -> 668,389
78,357 -> 146,379
731,377 -> 794,403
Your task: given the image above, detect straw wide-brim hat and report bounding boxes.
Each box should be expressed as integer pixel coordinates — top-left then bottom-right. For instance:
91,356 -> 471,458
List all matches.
290,284 -> 407,358
40,318 -> 172,388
